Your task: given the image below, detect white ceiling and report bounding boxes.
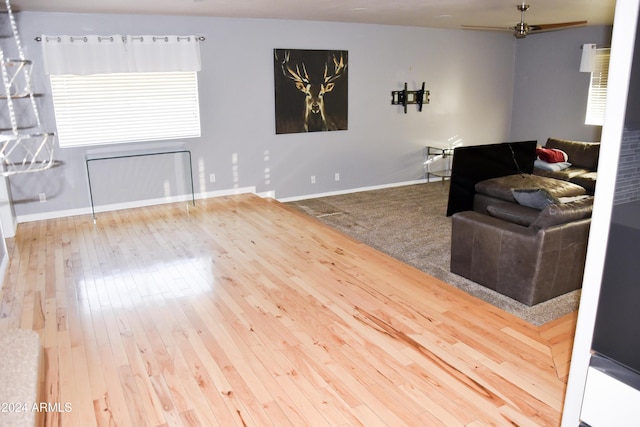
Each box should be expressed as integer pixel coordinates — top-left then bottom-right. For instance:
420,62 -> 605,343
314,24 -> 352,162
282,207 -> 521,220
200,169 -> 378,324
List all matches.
7,0 -> 616,31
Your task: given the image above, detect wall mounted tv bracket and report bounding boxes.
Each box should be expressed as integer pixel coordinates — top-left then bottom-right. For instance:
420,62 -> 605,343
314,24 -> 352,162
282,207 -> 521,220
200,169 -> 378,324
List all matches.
391,82 -> 430,113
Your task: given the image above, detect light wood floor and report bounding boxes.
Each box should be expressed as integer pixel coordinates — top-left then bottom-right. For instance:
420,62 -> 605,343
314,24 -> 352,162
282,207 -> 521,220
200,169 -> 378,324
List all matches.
0,194 -> 577,426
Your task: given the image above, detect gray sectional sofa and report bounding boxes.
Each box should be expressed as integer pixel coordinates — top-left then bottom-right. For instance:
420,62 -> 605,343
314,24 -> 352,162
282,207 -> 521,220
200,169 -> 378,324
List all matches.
448,138 -> 600,306
450,173 -> 593,306
533,137 -> 600,194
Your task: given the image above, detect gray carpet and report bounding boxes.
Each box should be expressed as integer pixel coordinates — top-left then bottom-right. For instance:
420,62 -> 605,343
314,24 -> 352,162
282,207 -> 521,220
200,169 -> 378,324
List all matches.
286,182 -> 580,326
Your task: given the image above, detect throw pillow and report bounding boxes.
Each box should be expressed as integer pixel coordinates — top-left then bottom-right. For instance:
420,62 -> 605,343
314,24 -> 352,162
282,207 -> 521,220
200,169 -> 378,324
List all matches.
530,197 -> 594,230
536,147 -> 568,163
512,188 -> 559,210
486,203 -> 540,227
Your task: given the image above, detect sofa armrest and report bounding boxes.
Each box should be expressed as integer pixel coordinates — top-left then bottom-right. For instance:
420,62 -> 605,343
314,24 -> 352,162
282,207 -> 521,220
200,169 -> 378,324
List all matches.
451,210 -> 591,305
450,211 -> 538,291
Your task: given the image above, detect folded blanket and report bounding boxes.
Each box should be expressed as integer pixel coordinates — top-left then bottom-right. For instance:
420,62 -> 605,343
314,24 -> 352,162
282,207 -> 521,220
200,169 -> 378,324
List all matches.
534,159 -> 572,171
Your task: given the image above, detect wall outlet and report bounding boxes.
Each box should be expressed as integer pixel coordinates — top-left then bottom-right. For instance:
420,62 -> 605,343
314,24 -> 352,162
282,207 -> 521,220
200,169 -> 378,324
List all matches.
334,172 -> 340,181
39,193 -> 46,203
311,175 -> 316,184
209,173 -> 216,183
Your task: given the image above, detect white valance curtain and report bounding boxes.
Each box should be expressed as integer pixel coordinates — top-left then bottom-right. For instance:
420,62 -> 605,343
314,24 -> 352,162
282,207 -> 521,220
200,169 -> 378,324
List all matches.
41,35 -> 201,75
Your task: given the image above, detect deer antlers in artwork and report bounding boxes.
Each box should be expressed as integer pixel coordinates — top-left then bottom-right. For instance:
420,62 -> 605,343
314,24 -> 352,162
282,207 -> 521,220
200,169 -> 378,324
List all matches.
276,50 -> 347,132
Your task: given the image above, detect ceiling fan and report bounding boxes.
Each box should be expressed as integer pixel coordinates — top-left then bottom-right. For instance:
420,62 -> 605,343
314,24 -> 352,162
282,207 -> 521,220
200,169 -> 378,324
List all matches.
462,3 -> 587,39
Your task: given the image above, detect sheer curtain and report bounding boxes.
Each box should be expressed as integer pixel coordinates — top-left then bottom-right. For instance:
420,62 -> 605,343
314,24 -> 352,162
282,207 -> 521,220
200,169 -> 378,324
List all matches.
42,35 -> 202,147
41,35 -> 201,75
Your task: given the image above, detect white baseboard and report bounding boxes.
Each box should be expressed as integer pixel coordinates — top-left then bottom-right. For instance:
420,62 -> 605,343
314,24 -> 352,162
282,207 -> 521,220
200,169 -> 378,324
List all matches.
0,248 -> 8,284
277,179 -> 428,203
16,186 -> 257,224
15,180 -> 436,223
581,366 -> 640,426
258,190 -> 276,199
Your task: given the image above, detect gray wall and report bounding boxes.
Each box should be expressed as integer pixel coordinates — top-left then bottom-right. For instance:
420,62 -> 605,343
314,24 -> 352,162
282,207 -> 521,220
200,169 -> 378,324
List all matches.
9,12 -> 517,219
6,12 -> 612,221
509,25 -> 613,145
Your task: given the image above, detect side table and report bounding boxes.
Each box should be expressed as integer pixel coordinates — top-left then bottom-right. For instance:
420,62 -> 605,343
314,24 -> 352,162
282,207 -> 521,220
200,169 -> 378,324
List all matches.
424,144 -> 454,182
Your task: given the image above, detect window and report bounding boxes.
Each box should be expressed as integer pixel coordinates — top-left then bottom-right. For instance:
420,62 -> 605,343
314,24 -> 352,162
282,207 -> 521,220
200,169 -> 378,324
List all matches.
50,72 -> 200,147
585,48 -> 610,126
41,34 -> 202,147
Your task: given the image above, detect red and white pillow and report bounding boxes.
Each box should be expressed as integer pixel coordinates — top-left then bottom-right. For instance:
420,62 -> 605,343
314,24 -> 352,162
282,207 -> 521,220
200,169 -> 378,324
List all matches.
535,147 -> 571,171
536,147 -> 568,163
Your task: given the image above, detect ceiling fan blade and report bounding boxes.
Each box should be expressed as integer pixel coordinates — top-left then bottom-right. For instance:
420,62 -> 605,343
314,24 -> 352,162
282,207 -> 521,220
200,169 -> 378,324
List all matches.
461,25 -> 514,32
528,20 -> 588,32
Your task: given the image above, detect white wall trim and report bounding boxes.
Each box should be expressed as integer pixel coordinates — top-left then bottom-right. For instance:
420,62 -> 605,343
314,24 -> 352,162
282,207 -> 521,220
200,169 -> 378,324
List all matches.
14,179 -> 435,223
16,186 -> 257,223
0,243 -> 8,284
561,0 -> 640,424
277,179 -> 428,203
581,367 -> 640,425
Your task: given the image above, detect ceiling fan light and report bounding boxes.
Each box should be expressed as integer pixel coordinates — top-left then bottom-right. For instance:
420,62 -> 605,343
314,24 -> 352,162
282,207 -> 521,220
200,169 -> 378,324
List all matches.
514,22 -> 528,38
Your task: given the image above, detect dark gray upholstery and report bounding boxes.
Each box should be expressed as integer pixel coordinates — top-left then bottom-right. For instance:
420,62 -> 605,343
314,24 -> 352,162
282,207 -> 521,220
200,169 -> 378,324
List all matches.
474,174 -> 586,203
534,138 -> 600,194
451,173 -> 593,306
545,138 -> 599,170
450,210 -> 591,306
486,202 -> 540,227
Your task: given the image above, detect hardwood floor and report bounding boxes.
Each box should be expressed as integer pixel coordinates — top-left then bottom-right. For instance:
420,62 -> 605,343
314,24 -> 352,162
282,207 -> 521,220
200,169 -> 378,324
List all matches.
0,194 -> 577,426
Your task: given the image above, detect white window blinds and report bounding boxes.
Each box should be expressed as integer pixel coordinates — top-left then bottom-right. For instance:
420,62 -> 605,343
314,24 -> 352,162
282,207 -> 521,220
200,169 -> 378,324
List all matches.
42,35 -> 202,148
585,48 -> 610,126
50,72 -> 201,147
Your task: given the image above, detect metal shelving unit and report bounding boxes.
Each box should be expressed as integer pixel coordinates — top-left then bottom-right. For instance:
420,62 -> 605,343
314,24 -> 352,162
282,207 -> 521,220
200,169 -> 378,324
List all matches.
423,144 -> 454,182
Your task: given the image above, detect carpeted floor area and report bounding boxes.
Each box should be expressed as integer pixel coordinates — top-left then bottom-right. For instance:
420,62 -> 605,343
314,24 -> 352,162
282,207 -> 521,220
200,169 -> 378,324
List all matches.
286,181 -> 580,326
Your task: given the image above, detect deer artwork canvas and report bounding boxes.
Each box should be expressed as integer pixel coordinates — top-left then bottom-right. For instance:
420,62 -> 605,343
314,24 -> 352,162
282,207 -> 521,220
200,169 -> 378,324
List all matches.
274,49 -> 348,134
